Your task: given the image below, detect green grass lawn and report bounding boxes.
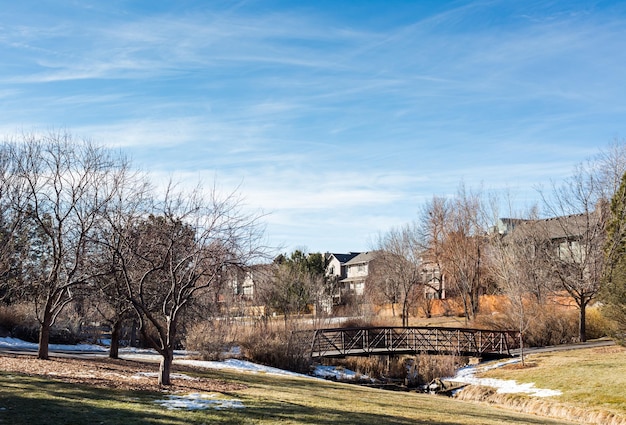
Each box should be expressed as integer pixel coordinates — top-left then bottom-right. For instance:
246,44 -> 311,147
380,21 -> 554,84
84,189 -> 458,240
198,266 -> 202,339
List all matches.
0,364 -> 578,425
481,344 -> 626,420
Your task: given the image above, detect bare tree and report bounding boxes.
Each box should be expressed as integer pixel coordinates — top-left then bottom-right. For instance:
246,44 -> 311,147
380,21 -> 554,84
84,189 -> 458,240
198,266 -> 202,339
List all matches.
0,143 -> 15,285
8,132 -> 128,359
417,197 -> 449,307
112,182 -> 265,385
488,212 -> 545,364
0,142 -> 31,293
541,162 -> 607,342
595,138 -> 626,200
90,170 -> 151,358
369,224 -> 423,326
440,186 -> 490,321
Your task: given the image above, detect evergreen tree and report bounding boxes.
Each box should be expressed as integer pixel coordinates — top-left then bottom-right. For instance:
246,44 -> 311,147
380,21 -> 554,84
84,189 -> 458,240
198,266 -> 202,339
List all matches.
603,171 -> 626,344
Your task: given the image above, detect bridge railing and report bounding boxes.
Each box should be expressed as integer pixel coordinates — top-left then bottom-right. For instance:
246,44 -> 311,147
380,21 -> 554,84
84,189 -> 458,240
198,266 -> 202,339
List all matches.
304,326 -> 519,359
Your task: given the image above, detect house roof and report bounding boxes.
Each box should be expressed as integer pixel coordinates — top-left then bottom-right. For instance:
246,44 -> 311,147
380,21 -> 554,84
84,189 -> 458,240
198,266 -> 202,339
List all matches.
345,251 -> 377,266
326,252 -> 361,264
509,210 -> 602,241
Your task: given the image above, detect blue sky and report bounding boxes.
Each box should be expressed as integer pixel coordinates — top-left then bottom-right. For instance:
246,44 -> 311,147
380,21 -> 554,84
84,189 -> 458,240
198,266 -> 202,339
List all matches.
2,0 -> 626,254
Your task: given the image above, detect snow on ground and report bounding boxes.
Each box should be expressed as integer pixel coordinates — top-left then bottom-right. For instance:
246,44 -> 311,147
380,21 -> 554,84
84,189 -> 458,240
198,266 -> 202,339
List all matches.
313,365 -> 370,381
452,358 -> 562,397
153,393 -> 244,410
0,336 -> 108,353
176,358 -> 311,378
132,371 -> 199,381
178,359 -> 370,382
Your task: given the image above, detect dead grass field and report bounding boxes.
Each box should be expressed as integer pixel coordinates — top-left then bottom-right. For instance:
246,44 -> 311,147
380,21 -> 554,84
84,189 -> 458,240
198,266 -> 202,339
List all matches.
0,352 -> 578,425
456,344 -> 626,425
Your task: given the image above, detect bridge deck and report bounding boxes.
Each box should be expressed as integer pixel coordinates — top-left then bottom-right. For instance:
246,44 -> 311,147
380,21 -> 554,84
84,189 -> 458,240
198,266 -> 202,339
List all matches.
299,326 -> 519,359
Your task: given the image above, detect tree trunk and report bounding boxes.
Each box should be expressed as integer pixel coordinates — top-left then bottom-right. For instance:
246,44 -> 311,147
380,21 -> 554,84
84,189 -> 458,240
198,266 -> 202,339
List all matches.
159,348 -> 174,386
38,312 -> 53,360
402,300 -> 409,327
109,319 -> 122,359
130,319 -> 138,347
519,330 -> 526,367
579,302 -> 587,342
159,315 -> 177,386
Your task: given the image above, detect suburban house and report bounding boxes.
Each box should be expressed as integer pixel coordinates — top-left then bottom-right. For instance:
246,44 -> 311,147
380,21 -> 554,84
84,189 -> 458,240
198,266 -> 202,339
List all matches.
225,248 -> 449,316
342,251 -> 378,297
225,264 -> 273,302
496,211 -> 602,260
536,213 -> 601,262
324,252 -> 361,305
326,250 -> 447,303
325,252 -> 361,281
495,209 -> 605,313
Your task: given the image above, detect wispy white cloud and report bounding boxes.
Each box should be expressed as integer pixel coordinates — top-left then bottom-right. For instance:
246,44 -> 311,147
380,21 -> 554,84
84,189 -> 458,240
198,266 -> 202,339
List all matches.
1,0 -> 625,252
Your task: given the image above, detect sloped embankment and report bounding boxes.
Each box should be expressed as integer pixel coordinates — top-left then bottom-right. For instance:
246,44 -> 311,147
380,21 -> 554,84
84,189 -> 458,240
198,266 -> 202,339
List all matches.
454,380 -> 626,424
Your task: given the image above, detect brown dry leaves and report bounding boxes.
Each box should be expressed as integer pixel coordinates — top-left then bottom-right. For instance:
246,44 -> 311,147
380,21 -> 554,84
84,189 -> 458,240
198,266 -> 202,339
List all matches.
0,354 -> 247,393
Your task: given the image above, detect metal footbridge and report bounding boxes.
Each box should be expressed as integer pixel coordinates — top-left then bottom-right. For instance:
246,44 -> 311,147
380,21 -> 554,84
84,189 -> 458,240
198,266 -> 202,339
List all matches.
299,326 -> 520,359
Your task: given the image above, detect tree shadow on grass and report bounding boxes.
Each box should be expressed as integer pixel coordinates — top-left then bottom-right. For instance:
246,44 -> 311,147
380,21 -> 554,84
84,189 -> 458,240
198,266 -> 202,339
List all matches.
0,370 -> 575,425
0,374 -> 200,425
207,372 -> 573,425
218,396 -> 575,425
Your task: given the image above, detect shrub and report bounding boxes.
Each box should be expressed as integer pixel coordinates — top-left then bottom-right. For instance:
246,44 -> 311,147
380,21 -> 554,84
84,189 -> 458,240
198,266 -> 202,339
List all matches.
414,354 -> 460,384
330,356 -> 388,381
0,303 -> 33,330
0,304 -> 38,342
239,320 -> 312,373
10,324 -> 39,343
524,307 -> 579,346
329,354 -> 460,386
49,327 -> 80,345
0,304 -> 83,344
185,320 -> 237,361
585,306 -> 612,340
474,302 -> 579,347
600,304 -> 626,345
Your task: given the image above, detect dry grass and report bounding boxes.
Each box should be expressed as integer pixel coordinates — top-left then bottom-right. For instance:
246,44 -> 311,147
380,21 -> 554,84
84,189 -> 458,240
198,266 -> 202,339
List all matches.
457,385 -> 626,425
0,352 -> 578,425
456,344 -> 626,425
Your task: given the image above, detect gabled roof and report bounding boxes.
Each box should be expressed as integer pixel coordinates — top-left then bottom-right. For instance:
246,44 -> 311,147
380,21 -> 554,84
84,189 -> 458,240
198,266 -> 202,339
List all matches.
345,251 -> 377,266
535,213 -> 596,241
326,252 -> 360,264
507,210 -> 602,241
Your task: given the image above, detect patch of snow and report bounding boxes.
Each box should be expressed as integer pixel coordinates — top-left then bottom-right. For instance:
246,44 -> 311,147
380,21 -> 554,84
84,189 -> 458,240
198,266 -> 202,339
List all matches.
313,365 -> 368,381
179,358 -> 366,383
153,393 -> 244,410
176,358 -> 311,378
452,359 -> 562,397
0,337 -> 107,353
0,336 -> 364,386
132,372 -> 198,381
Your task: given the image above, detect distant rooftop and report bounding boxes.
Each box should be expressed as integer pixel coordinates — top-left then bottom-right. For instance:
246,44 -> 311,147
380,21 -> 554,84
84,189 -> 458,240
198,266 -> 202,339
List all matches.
326,252 -> 360,263
345,251 -> 378,265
